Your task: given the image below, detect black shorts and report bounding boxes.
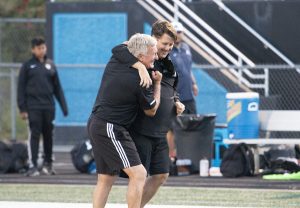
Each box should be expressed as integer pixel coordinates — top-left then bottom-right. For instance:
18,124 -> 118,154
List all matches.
130,130 -> 170,175
87,116 -> 141,175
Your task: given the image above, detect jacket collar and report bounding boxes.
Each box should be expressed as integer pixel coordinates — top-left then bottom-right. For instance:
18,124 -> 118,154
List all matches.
32,54 -> 47,63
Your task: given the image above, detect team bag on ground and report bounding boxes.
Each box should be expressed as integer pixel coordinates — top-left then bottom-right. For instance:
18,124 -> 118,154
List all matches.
220,143 -> 254,177
70,140 -> 94,173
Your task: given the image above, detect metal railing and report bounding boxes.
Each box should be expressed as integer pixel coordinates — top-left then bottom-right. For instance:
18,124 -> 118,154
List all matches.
0,17 -> 45,140
137,0 -> 295,95
2,63 -> 300,140
0,67 -> 17,140
0,63 -> 104,140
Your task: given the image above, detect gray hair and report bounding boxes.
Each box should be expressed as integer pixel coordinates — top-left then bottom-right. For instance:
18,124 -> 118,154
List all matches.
127,33 -> 157,58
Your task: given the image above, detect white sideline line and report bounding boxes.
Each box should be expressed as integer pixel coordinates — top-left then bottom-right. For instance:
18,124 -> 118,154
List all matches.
0,201 -> 233,208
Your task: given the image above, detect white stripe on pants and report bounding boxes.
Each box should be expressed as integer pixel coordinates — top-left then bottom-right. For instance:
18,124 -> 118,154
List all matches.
106,123 -> 130,168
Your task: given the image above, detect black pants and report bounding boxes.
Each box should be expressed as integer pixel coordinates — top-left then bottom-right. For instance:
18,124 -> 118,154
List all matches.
130,130 -> 170,175
27,109 -> 55,167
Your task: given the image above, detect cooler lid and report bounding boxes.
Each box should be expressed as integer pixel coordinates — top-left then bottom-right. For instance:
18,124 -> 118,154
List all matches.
226,92 -> 259,99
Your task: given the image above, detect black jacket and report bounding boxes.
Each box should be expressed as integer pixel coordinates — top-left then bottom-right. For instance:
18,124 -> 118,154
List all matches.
17,55 -> 68,115
112,44 -> 178,137
91,56 -> 156,129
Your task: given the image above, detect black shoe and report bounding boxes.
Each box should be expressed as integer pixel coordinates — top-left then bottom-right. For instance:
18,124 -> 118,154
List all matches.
41,163 -> 56,175
25,167 -> 40,177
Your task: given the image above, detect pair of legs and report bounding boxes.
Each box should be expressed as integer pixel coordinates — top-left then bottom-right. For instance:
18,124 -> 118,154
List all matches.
93,165 -> 146,208
130,130 -> 170,208
94,166 -> 168,208
88,117 -> 147,208
27,109 -> 55,168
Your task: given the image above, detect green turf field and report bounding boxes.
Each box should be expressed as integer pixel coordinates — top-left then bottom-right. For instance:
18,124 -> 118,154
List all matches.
0,184 -> 300,207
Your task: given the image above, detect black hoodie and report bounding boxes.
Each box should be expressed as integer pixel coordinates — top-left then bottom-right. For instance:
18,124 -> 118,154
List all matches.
17,55 -> 68,116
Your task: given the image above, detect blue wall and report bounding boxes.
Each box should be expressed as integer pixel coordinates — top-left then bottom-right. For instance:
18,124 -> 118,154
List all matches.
193,68 -> 227,124
144,22 -> 152,35
52,15 -> 226,126
53,13 -> 127,126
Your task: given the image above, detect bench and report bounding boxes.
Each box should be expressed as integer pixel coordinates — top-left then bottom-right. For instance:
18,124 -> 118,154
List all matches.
223,110 -> 300,174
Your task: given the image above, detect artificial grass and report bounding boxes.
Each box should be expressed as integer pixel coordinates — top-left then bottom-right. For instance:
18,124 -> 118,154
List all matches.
0,184 -> 300,207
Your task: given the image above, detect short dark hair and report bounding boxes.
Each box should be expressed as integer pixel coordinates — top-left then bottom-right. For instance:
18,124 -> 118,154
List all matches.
31,37 -> 45,48
151,20 -> 177,42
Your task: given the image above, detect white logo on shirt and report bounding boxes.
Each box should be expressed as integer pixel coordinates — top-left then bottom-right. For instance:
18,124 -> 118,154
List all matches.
45,63 -> 51,70
186,50 -> 191,56
30,64 -> 36,69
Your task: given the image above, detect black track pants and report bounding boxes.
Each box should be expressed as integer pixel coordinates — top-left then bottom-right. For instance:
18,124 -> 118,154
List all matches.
27,109 -> 55,167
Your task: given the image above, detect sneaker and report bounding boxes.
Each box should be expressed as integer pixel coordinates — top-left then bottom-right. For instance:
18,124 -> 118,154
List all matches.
41,163 -> 56,175
25,167 -> 40,177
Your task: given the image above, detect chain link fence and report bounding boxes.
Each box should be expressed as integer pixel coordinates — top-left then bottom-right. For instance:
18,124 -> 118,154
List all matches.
0,18 -> 45,140
0,18 -> 45,63
198,65 -> 300,139
1,18 -> 300,141
199,64 -> 300,110
0,65 -> 20,140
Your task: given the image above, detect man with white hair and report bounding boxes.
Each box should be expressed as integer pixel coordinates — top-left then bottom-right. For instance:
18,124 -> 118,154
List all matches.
112,20 -> 185,208
87,33 -> 162,208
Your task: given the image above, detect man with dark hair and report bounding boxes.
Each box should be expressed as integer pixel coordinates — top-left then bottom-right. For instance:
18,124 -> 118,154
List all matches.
167,21 -> 199,158
113,20 -> 185,207
17,37 -> 68,177
88,33 -> 162,208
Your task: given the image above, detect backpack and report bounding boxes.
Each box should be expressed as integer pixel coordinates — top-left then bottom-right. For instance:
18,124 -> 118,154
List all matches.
70,140 -> 94,173
0,140 -> 28,173
260,145 -> 300,174
268,159 -> 300,174
0,141 -> 13,173
8,141 -> 28,173
220,143 -> 254,177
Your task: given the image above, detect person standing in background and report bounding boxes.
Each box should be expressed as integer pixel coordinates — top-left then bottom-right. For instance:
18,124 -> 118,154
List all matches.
170,21 -> 198,113
17,37 -> 68,177
167,22 -> 199,158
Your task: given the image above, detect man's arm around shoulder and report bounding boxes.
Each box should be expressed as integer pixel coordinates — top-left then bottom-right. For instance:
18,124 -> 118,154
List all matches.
144,71 -> 162,117
112,44 -> 152,88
